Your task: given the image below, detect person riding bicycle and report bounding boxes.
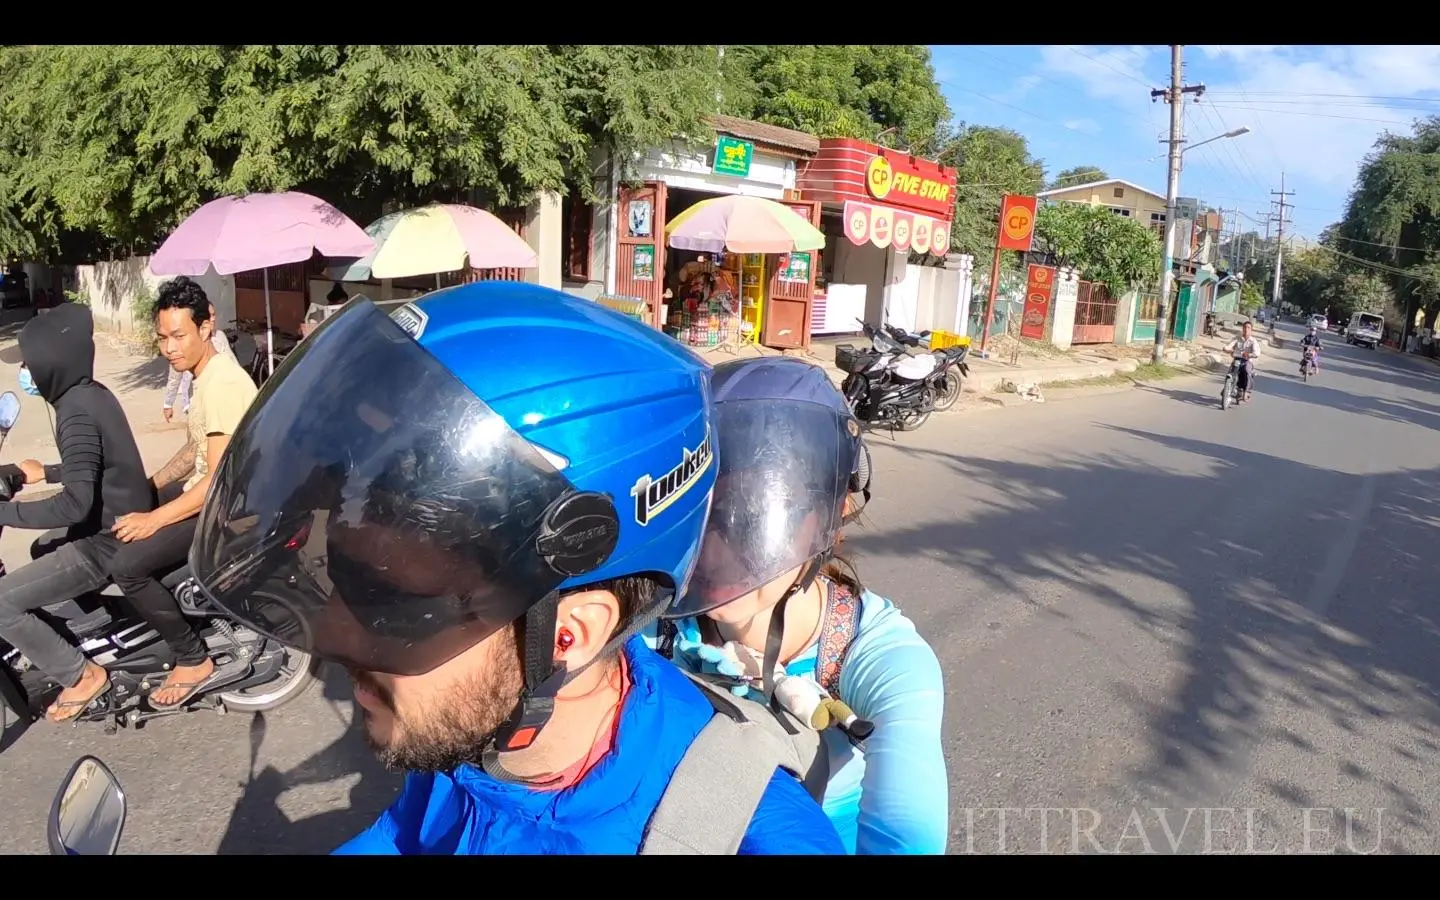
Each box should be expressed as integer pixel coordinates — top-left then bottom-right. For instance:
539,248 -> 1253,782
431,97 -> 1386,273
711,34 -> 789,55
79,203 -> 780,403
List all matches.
650,357 -> 948,855
184,284 -> 844,855
1225,320 -> 1263,403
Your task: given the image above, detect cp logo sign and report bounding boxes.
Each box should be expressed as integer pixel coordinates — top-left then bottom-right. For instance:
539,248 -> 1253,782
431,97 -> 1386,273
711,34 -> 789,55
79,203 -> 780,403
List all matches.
866,156 -> 894,200
1004,204 -> 1034,241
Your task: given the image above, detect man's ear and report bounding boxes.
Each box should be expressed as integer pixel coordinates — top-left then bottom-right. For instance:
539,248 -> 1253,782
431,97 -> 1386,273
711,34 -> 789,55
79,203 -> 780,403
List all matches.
552,588 -> 621,668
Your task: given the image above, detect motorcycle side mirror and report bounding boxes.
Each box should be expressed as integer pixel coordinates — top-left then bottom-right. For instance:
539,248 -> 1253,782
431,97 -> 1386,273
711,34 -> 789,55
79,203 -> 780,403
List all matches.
0,391 -> 21,432
47,756 -> 126,855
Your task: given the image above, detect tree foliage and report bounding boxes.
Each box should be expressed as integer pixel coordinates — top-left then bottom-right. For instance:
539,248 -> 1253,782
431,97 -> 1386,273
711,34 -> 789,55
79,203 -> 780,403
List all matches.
1239,281 -> 1265,314
942,126 -> 1045,271
721,45 -> 950,154
1033,201 -> 1163,296
1046,165 -> 1107,191
0,45 -> 732,258
1331,116 -> 1440,329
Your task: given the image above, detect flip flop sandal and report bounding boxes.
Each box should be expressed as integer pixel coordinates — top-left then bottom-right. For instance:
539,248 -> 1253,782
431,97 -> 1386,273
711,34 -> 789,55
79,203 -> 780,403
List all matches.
148,668 -> 219,710
46,678 -> 113,723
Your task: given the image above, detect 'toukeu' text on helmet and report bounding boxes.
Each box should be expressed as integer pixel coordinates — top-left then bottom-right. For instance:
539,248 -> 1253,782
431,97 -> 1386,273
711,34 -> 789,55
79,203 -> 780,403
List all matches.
666,355 -> 867,621
187,283 -> 717,748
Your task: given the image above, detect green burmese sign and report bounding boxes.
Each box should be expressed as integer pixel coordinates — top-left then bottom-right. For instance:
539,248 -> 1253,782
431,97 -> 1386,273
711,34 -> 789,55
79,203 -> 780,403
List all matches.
713,136 -> 754,178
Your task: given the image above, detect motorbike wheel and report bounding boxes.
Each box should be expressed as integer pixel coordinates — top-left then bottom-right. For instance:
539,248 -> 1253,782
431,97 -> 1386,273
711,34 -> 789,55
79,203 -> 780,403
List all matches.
217,642 -> 321,713
897,408 -> 931,431
897,391 -> 934,431
1221,376 -> 1233,410
932,368 -> 964,412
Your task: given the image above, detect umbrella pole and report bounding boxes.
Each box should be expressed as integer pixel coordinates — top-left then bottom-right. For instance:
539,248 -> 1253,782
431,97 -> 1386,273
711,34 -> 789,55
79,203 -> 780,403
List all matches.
435,272 -> 441,292
264,268 -> 275,378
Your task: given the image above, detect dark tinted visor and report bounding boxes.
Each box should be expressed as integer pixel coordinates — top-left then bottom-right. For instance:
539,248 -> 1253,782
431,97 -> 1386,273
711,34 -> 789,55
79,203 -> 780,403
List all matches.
189,299 -> 577,676
667,399 -> 850,618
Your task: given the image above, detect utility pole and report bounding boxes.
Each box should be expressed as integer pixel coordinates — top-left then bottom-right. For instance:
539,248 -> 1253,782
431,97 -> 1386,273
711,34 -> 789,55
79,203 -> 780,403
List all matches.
1151,45 -> 1206,364
1270,173 -> 1294,308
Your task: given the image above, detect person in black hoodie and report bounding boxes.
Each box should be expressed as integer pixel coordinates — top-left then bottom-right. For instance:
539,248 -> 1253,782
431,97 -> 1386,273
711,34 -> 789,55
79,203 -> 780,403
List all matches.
0,301 -> 154,722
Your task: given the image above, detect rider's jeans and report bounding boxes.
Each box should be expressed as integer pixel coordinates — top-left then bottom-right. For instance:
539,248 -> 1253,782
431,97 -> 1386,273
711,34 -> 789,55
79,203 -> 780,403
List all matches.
0,534 -> 117,687
107,483 -> 209,667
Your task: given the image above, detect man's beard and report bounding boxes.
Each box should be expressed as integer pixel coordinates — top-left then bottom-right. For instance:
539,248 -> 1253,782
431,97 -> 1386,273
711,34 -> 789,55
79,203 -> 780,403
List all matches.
348,636 -> 526,773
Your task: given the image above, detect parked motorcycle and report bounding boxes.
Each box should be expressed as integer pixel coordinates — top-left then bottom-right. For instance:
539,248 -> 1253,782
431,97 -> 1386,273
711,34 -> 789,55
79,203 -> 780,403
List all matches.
835,323 -> 946,432
1300,345 -> 1318,382
881,324 -> 971,412
0,391 -> 320,742
47,755 -> 125,854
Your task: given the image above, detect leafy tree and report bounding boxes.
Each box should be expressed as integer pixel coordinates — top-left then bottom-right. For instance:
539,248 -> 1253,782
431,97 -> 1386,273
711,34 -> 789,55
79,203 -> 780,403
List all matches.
1046,165 -> 1107,191
721,45 -> 949,154
1033,201 -> 1162,296
1278,246 -> 1338,313
944,126 -> 1045,272
1320,270 -> 1393,321
0,45 -> 731,257
1239,280 -> 1265,314
1332,116 -> 1440,332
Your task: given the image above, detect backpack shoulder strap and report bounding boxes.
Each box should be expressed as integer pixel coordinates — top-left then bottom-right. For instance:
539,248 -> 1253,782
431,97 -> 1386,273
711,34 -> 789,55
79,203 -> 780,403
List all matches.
816,579 -> 863,699
639,671 -> 829,855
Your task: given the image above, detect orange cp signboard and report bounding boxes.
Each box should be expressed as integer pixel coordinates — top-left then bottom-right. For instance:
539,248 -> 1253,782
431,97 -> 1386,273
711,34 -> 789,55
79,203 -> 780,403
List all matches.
997,194 -> 1038,252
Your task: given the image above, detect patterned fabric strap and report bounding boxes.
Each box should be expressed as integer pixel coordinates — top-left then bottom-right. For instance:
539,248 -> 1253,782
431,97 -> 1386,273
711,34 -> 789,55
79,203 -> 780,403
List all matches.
816,578 -> 862,699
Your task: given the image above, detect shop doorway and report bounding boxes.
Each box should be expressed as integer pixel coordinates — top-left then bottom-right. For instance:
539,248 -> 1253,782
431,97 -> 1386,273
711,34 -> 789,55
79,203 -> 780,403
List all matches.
663,187 -> 754,350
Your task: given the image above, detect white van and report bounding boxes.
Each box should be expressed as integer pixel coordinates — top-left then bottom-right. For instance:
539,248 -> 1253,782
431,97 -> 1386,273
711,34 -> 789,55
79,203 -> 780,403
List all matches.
1346,311 -> 1384,349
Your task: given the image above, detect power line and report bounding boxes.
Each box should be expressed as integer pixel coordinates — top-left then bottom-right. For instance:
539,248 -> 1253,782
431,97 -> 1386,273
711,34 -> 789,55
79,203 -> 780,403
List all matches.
1203,103 -> 1417,127
1204,91 -> 1440,103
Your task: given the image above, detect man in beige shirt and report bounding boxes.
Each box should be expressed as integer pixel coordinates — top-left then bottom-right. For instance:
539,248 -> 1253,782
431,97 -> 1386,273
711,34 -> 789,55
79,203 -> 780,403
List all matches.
110,277 -> 259,708
162,303 -> 234,422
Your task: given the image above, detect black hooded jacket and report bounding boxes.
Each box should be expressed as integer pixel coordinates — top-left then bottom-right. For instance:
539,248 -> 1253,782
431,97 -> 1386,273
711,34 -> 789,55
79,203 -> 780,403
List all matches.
0,302 -> 153,534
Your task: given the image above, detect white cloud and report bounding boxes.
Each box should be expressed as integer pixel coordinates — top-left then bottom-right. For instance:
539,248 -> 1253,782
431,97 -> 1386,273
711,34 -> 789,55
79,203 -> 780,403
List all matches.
1196,46 -> 1284,60
1034,44 -> 1440,223
999,73 -> 1043,103
1037,45 -> 1159,100
1193,46 -> 1440,187
1064,118 -> 1103,135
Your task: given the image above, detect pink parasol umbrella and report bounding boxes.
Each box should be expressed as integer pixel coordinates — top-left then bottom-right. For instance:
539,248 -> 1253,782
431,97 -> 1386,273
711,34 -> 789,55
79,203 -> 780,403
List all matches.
149,192 -> 374,375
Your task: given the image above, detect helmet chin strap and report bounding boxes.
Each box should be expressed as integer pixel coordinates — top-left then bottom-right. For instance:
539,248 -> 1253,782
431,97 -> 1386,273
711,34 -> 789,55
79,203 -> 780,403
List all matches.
760,554 -> 829,718
480,589 -> 667,783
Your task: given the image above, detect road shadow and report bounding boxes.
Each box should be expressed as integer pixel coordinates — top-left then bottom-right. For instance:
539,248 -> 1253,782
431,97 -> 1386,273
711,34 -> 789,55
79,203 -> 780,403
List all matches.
848,431 -> 1440,852
216,665 -> 401,855
107,354 -> 170,393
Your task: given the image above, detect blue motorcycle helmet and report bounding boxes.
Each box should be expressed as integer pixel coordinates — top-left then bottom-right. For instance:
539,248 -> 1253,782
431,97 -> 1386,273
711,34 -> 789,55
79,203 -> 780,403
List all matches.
188,282 -> 716,753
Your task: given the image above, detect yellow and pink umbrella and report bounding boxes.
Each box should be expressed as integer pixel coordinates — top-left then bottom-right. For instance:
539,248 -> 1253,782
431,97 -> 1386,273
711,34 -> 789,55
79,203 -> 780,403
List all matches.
329,203 -> 537,286
665,195 -> 825,254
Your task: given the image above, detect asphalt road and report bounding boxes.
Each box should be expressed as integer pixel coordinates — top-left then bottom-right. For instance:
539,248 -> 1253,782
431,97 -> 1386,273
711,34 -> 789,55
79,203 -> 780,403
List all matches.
2,321 -> 1438,854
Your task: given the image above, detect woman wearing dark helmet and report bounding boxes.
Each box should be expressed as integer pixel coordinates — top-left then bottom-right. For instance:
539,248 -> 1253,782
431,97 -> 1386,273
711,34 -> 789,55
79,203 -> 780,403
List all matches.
652,356 -> 948,854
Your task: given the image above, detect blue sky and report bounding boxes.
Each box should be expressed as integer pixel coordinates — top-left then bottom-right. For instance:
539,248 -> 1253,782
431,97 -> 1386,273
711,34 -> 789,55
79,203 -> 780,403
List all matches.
928,45 -> 1440,243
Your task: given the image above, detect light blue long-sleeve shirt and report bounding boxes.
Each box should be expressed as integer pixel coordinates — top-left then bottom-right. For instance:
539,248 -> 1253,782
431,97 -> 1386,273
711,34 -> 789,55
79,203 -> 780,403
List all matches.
648,589 -> 949,854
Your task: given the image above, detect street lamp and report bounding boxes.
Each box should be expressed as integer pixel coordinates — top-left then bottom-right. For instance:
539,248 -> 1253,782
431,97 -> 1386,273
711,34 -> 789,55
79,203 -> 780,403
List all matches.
1153,125 -> 1251,364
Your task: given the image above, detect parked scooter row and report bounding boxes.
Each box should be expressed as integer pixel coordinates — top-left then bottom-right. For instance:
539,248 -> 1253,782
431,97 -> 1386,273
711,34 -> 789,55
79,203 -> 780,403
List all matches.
0,392 -> 320,745
834,320 -> 970,434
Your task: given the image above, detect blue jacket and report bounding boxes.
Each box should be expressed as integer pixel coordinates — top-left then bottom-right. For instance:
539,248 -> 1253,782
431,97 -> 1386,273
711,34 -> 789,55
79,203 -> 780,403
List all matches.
650,590 -> 949,855
333,637 -> 844,855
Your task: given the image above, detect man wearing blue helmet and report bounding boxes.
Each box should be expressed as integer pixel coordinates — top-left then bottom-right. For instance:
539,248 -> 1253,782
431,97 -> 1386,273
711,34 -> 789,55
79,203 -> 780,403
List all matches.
186,284 -> 843,855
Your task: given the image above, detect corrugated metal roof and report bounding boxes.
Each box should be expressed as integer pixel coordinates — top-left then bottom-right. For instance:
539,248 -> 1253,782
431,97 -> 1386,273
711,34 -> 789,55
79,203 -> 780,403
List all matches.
707,115 -> 820,156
